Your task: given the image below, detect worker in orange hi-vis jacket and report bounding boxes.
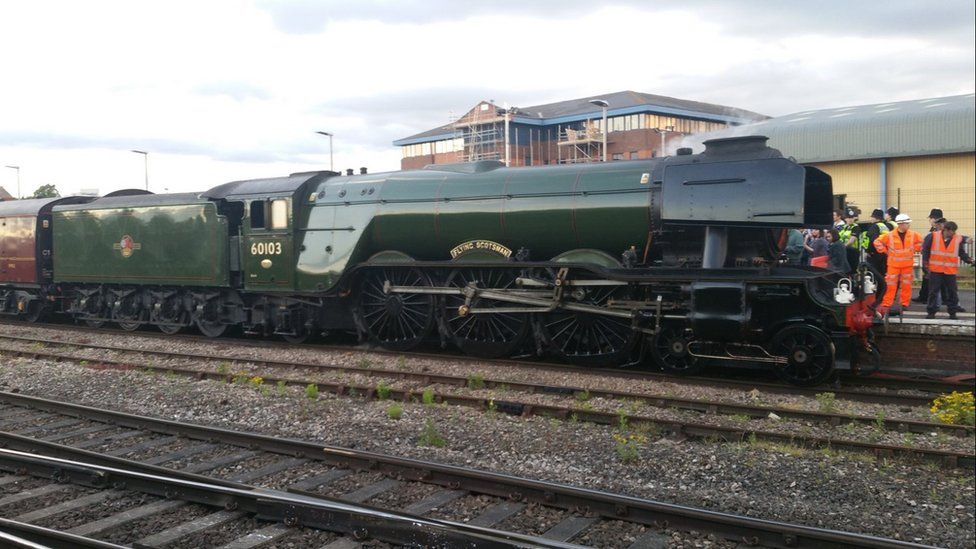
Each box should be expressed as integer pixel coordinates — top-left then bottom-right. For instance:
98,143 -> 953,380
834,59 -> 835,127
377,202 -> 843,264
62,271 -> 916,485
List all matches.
873,213 -> 923,316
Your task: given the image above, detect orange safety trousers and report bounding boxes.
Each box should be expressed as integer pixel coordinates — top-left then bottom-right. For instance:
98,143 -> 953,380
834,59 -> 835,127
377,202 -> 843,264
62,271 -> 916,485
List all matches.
882,266 -> 914,308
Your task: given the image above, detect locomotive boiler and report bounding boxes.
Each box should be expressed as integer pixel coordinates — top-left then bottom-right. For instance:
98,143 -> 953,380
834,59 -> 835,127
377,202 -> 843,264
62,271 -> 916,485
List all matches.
0,136 -> 875,386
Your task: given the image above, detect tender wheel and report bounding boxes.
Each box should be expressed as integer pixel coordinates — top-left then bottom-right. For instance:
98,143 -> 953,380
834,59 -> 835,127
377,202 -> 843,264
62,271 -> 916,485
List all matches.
157,323 -> 182,335
354,267 -> 435,351
113,293 -> 145,332
538,275 -> 636,366
152,293 -> 185,334
442,268 -> 529,358
78,290 -> 106,328
769,325 -> 835,386
650,325 -> 701,375
196,318 -> 228,338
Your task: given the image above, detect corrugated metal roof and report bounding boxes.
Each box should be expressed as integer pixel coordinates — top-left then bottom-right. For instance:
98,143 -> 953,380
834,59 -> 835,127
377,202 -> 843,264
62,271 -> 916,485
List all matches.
518,90 -> 766,121
689,93 -> 976,163
394,90 -> 767,145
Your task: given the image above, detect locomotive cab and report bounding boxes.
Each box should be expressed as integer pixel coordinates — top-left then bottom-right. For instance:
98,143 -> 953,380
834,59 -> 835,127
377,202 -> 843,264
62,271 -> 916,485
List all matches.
241,196 -> 295,290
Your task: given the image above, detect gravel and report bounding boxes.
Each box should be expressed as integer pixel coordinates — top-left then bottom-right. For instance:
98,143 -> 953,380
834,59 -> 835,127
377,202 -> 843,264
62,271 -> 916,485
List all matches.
3,326 -> 972,456
1,344 -> 973,548
1,322 -> 948,419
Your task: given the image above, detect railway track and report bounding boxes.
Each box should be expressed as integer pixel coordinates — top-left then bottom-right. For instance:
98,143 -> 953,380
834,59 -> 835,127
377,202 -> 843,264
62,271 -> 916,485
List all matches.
1,335 -> 972,469
3,318 -> 972,398
0,447 -> 572,548
0,391 -> 942,549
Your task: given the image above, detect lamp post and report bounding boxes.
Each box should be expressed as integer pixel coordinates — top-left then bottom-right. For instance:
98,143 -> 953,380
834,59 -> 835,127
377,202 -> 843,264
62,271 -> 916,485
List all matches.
656,125 -> 675,157
315,131 -> 334,172
588,99 -> 609,162
130,150 -> 149,190
4,165 -> 19,198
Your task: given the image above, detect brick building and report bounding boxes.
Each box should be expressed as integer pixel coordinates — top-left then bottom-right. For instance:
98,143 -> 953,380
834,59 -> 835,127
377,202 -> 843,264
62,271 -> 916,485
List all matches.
394,90 -> 766,170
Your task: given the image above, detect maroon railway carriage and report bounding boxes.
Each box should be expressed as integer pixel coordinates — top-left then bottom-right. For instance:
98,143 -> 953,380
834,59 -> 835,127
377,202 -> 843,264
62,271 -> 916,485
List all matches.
0,196 -> 93,319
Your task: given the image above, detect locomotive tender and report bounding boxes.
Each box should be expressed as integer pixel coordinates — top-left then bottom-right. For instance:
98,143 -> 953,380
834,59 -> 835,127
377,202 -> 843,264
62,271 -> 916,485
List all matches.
0,136 -> 875,385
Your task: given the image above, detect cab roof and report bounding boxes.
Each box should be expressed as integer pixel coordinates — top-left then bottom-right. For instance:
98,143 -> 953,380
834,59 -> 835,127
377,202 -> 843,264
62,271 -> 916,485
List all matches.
202,171 -> 333,200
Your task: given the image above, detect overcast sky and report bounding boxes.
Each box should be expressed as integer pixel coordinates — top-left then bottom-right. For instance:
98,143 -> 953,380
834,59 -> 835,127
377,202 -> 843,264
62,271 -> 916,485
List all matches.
1,0 -> 973,198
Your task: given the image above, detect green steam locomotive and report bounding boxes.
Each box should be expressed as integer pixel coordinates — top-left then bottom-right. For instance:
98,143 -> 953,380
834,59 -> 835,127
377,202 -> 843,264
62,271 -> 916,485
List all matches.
0,136 -> 875,385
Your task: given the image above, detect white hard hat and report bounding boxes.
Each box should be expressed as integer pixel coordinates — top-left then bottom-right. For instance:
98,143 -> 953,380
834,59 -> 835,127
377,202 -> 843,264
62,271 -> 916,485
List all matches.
895,213 -> 912,223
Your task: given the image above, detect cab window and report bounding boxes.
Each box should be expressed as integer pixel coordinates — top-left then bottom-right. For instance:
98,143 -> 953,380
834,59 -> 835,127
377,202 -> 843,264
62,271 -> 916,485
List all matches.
249,201 -> 266,229
270,199 -> 288,229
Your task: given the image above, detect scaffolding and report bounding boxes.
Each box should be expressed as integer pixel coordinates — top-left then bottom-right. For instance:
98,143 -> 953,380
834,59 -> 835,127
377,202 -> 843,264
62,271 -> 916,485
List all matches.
453,103 -> 505,163
557,121 -> 603,164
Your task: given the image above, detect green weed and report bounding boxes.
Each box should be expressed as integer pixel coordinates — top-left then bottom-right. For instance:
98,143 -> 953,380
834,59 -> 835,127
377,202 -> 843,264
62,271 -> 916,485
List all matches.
467,374 -> 485,390
387,403 -> 403,420
419,419 -> 446,447
376,382 -> 392,400
815,392 -> 837,413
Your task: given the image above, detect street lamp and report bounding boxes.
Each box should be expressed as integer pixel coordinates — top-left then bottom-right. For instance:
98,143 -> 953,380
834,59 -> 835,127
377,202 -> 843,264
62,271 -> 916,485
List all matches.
588,99 -> 609,162
130,150 -> 149,190
656,125 -> 675,157
315,131 -> 334,172
4,165 -> 19,198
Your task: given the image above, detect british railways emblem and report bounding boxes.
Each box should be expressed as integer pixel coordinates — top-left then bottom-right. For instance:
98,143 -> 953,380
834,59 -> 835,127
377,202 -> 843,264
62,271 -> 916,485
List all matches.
113,235 -> 142,258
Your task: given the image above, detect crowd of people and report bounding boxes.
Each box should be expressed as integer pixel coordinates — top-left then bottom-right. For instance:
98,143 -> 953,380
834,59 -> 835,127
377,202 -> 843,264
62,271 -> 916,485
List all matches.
784,206 -> 973,319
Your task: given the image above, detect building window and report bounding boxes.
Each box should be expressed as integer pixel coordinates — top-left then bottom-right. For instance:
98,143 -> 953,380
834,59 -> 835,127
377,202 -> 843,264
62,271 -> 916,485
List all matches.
612,153 -> 624,161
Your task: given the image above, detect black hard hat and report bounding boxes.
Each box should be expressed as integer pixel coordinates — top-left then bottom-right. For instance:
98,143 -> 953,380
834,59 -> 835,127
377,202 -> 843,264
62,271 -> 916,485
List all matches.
887,206 -> 899,217
844,208 -> 856,218
871,208 -> 884,219
929,208 -> 944,219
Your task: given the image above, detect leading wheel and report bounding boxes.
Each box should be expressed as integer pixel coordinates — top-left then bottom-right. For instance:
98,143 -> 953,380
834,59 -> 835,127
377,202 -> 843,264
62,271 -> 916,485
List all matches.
769,325 -> 835,386
650,325 -> 701,376
355,267 -> 435,351
442,268 -> 529,358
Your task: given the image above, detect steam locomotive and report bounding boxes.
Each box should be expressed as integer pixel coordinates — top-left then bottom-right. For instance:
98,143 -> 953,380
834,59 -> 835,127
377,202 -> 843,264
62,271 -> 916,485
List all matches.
0,136 -> 876,385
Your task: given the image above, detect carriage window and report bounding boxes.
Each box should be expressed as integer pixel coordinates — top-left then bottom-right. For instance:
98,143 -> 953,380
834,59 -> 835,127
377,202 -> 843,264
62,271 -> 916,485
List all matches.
270,199 -> 288,229
249,201 -> 266,229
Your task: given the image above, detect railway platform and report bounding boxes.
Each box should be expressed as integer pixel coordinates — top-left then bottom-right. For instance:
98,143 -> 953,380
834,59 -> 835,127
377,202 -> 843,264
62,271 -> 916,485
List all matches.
873,312 -> 975,380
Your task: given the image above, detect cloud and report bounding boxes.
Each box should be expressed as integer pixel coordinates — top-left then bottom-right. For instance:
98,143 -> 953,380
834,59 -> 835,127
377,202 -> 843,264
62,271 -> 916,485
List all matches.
258,0 -> 975,45
310,86 -> 562,147
0,130 -> 296,165
655,46 -> 975,116
193,81 -> 272,102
